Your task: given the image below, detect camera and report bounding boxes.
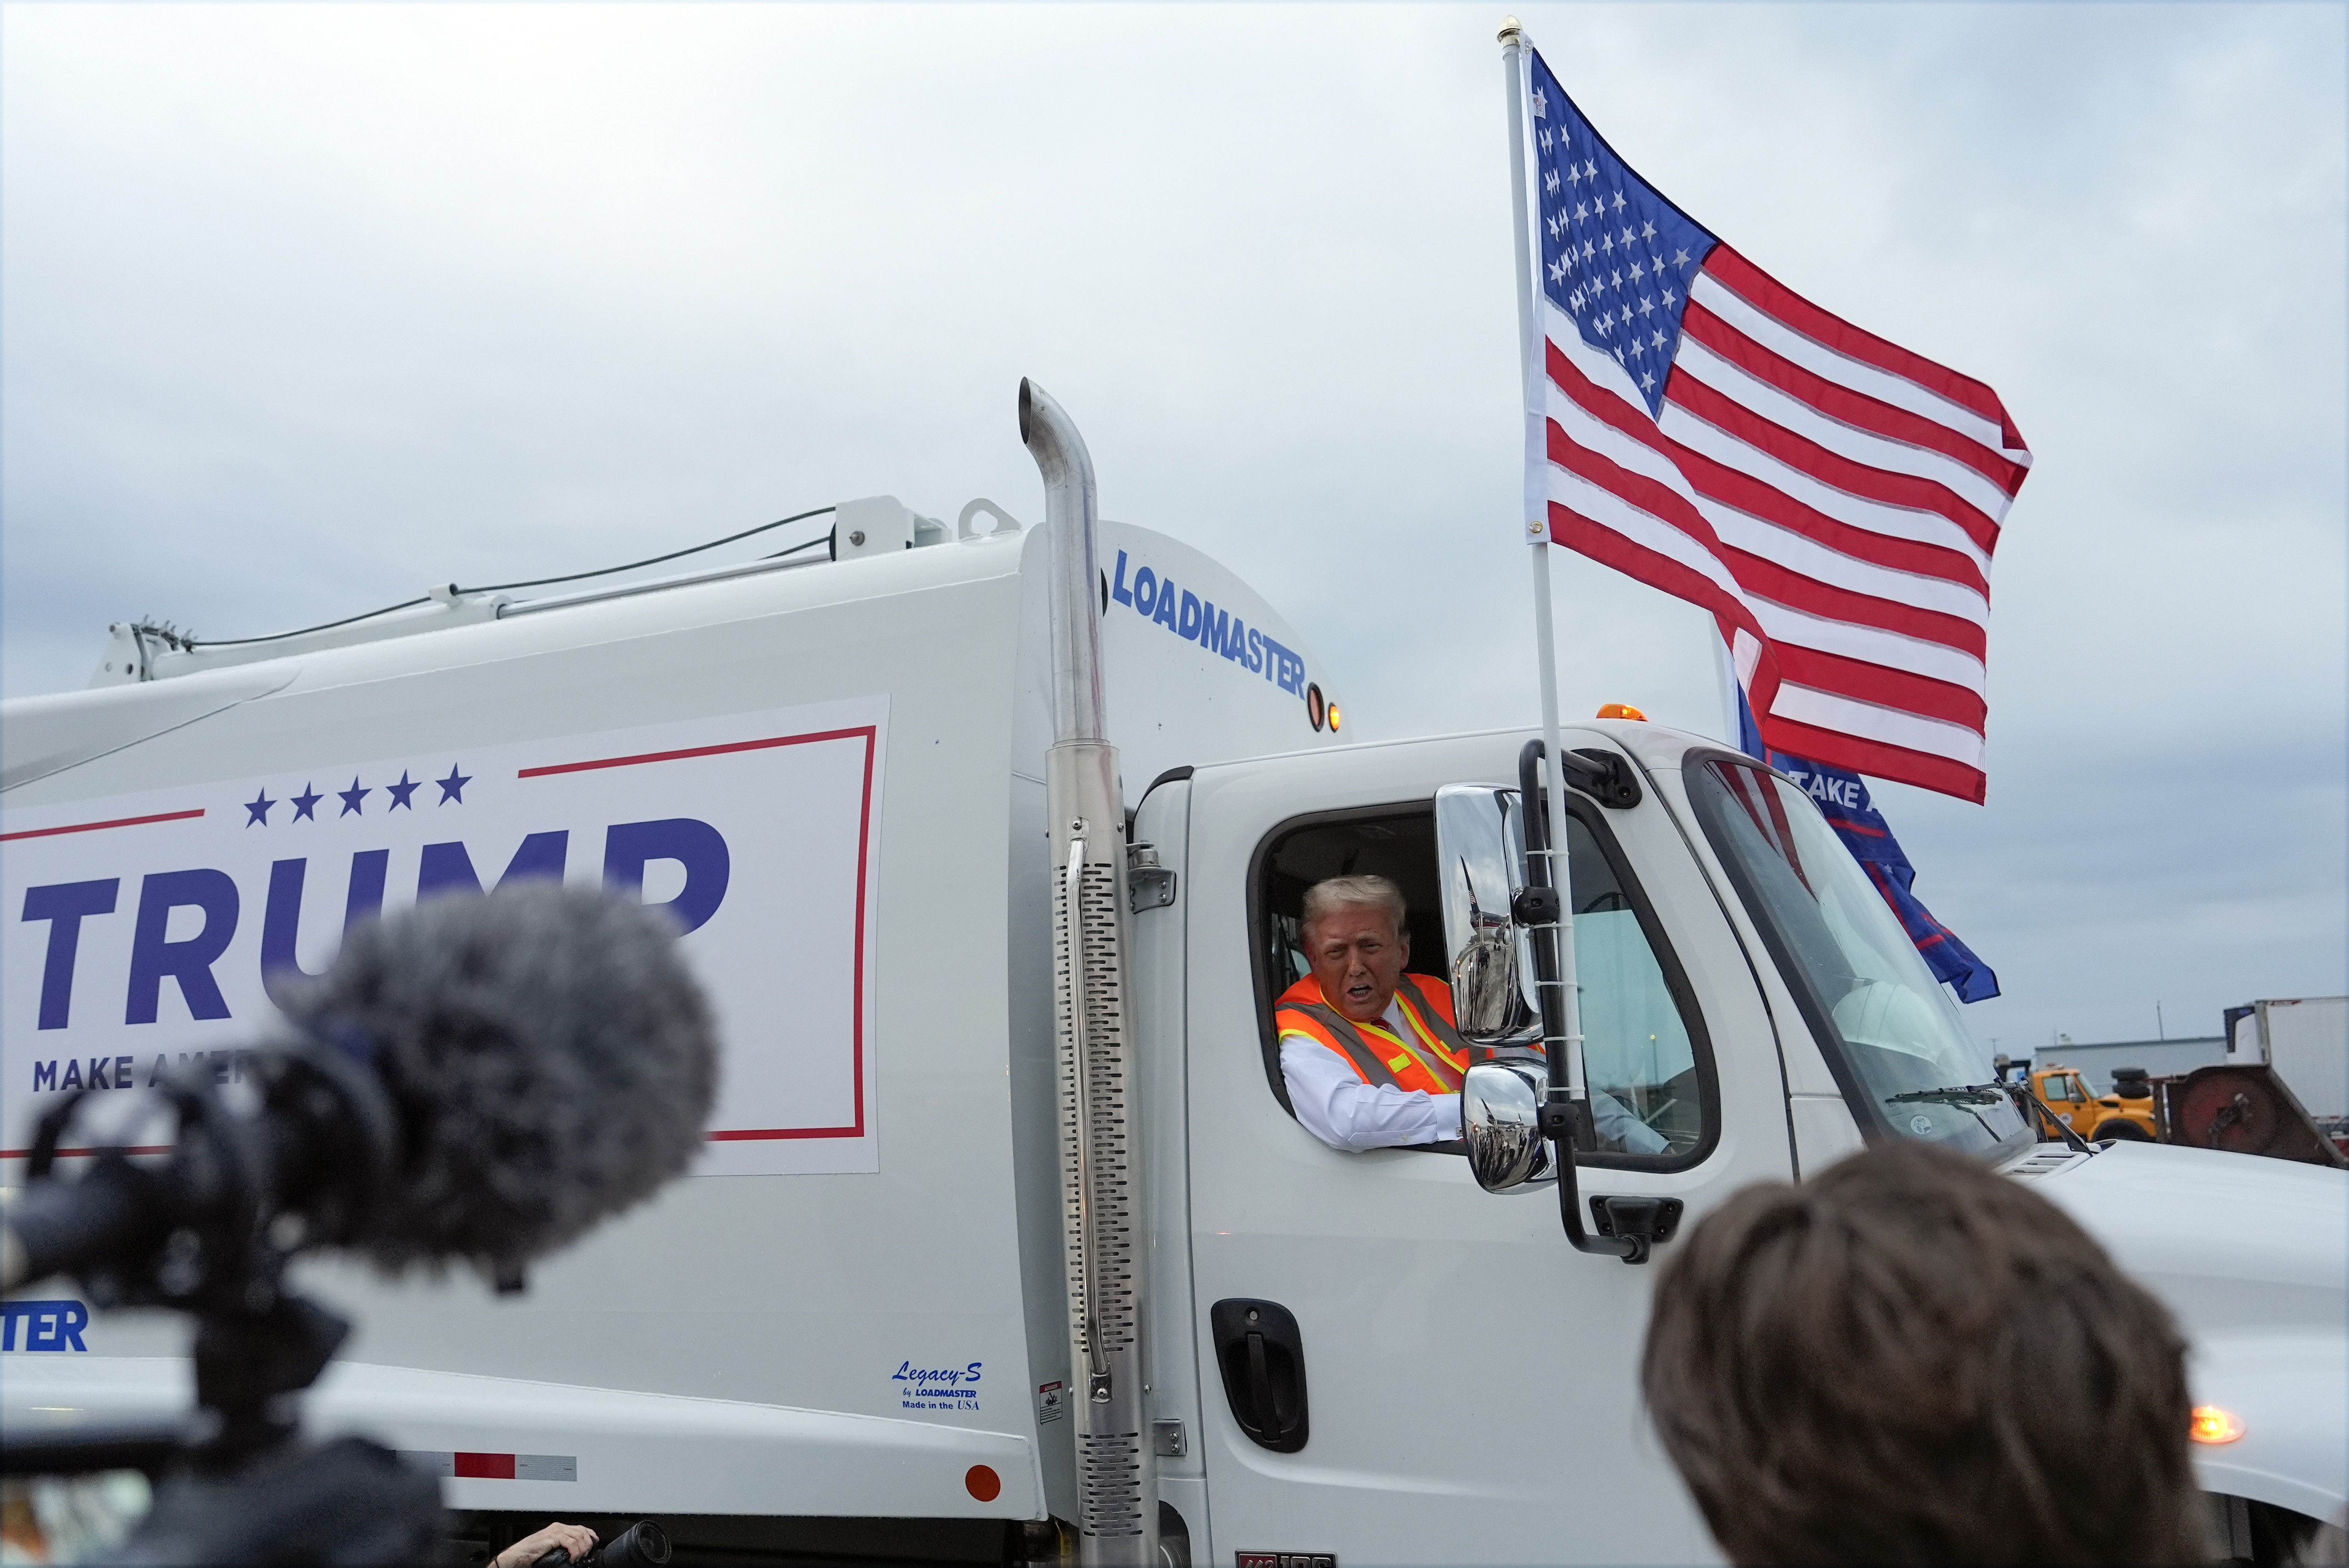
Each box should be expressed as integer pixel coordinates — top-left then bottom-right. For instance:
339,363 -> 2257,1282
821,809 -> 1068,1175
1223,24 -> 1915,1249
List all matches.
533,1519 -> 671,1568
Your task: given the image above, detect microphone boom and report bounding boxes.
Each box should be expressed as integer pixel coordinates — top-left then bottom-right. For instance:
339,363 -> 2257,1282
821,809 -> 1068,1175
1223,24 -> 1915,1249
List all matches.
0,883 -> 720,1567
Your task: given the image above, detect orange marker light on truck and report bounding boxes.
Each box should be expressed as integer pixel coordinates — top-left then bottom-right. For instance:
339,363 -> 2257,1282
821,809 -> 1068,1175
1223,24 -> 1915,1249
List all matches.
2189,1406 -> 2245,1444
1328,705 -> 1341,732
1596,702 -> 1647,721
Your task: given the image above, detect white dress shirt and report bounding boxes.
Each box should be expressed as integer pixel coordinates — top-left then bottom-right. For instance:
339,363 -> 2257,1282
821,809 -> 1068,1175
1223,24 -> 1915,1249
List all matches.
1278,992 -> 1672,1156
1279,996 -> 1460,1152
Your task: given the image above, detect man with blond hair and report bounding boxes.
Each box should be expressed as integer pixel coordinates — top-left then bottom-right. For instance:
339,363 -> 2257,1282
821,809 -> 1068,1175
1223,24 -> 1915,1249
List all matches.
1276,874 -> 1667,1155
1275,875 -> 1470,1151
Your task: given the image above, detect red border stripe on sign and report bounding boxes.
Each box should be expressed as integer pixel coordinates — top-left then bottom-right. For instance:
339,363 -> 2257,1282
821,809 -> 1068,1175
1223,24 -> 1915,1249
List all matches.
0,808 -> 205,843
518,724 -> 877,1144
515,727 -> 875,779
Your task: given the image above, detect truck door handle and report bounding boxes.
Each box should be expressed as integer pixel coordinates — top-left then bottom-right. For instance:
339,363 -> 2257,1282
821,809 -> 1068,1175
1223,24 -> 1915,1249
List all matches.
1245,1333 -> 1275,1433
1209,1298 -> 1309,1453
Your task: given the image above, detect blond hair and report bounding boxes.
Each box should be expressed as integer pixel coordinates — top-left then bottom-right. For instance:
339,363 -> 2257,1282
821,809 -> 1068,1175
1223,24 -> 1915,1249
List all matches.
1301,874 -> 1407,937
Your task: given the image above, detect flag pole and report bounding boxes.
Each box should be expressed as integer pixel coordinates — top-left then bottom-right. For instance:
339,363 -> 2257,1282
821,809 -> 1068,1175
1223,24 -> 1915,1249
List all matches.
1499,17 -> 1587,1114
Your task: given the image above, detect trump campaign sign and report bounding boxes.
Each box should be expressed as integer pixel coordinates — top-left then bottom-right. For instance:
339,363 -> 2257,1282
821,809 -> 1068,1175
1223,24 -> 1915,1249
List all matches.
1,697 -> 887,1177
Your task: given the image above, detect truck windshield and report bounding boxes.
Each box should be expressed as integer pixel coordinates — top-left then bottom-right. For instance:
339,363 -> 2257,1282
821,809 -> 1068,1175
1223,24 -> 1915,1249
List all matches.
1686,757 -> 2032,1161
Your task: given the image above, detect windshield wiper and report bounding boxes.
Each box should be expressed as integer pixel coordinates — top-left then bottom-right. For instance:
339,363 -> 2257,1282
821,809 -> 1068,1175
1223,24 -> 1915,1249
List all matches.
1884,1084 -> 2007,1106
1883,1083 -> 2020,1144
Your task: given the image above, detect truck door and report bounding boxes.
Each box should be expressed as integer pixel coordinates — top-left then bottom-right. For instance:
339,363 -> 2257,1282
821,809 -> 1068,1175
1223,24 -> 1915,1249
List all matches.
2039,1070 -> 2090,1135
1179,741 -> 1794,1567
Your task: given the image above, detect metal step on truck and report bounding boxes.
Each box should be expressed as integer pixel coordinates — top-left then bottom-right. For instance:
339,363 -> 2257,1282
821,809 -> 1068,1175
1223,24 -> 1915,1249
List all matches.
3,385 -> 2343,1566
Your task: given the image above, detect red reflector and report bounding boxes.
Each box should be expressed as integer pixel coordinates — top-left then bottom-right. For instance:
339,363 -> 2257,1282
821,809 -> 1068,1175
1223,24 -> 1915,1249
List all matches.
965,1464 -> 1001,1502
453,1452 -> 517,1479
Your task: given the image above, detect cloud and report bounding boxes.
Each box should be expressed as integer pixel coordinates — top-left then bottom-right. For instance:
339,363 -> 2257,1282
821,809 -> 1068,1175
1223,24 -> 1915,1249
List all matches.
4,3 -> 2341,1048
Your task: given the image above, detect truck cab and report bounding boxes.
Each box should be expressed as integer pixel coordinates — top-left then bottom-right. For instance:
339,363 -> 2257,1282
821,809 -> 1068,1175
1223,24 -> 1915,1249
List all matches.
1137,722 -> 1899,1562
2031,1064 -> 2157,1143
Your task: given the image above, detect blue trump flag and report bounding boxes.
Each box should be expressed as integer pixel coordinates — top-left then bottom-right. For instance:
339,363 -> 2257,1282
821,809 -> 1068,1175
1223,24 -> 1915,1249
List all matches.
1735,692 -> 1999,1003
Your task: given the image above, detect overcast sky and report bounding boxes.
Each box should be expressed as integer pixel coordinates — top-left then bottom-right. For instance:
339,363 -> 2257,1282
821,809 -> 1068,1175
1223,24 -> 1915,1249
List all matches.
5,3 -> 2343,1057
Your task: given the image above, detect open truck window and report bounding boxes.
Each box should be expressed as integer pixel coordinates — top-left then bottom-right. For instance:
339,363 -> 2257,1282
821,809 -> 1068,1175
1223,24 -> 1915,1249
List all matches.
1249,798 -> 1714,1164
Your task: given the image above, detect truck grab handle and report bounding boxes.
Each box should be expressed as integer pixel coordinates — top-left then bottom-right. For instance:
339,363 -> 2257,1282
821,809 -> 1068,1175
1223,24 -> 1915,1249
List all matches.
1518,739 -> 1641,1262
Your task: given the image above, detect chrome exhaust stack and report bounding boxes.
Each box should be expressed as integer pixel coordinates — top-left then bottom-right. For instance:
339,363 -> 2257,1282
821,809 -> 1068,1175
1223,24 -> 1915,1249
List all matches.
1020,379 -> 1155,1568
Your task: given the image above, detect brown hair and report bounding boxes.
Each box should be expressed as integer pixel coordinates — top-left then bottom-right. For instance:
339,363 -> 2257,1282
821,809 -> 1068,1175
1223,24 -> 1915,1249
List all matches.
1640,1140 -> 2206,1566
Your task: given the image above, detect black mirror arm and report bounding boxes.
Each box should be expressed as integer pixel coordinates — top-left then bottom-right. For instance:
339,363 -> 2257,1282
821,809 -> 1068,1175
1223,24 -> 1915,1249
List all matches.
2008,1083 -> 2095,1154
1517,740 -> 1641,1262
1554,747 -> 1643,809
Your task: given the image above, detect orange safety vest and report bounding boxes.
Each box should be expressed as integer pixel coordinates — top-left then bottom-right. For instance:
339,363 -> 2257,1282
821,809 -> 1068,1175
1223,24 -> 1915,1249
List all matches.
1276,972 -> 1473,1096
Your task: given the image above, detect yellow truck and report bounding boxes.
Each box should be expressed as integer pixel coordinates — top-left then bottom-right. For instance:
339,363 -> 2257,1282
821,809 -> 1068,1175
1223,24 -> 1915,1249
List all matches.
2028,1062 -> 2159,1143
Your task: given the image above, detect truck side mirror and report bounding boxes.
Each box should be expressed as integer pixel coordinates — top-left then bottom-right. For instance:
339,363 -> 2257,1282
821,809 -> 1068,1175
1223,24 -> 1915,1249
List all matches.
1461,1056 -> 1556,1193
1434,784 -> 1540,1047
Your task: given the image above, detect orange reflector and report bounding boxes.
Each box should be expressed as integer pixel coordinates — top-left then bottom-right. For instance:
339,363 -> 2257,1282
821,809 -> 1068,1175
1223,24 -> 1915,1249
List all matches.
1328,705 -> 1342,732
2189,1406 -> 2245,1445
1596,702 -> 1647,721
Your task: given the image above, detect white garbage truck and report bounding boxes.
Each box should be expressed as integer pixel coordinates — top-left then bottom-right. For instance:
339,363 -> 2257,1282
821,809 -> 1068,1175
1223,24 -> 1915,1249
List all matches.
3,385 -> 2343,1565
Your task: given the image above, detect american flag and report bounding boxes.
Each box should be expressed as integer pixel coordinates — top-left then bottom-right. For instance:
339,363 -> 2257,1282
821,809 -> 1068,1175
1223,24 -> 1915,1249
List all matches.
1519,46 -> 2030,803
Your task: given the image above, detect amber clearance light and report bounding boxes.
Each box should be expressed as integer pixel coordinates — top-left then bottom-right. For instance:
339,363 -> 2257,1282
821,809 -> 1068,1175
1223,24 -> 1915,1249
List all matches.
2189,1406 -> 2245,1445
1596,702 -> 1647,721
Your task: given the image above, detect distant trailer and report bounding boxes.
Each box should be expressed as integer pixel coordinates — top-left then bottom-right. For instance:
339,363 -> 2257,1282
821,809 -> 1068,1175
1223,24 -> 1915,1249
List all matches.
2227,998 -> 2348,1132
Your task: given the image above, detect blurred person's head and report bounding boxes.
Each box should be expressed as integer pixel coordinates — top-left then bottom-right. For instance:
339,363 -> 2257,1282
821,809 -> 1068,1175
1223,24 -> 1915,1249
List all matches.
1640,1139 -> 2204,1566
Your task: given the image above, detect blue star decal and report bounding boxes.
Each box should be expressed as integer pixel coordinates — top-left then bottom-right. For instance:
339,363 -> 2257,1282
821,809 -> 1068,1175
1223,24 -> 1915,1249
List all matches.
290,783 -> 322,822
338,778 -> 370,817
244,789 -> 276,827
385,770 -> 421,811
435,764 -> 471,805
